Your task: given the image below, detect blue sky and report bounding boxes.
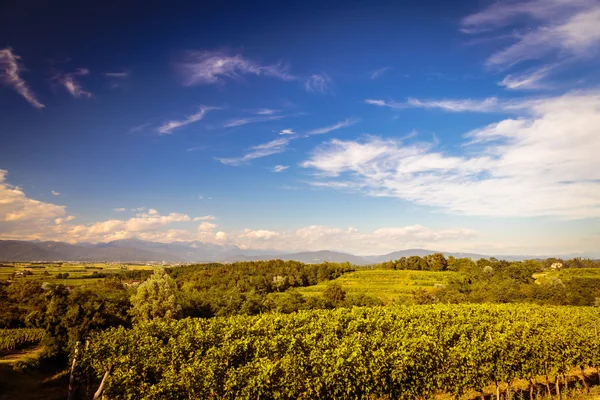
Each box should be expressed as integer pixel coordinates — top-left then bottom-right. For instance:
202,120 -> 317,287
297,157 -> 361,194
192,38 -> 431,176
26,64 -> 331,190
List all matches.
1,0 -> 599,256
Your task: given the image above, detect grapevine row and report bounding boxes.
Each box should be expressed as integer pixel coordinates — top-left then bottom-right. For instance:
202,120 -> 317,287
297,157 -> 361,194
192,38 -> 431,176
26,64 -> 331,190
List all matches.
79,304 -> 600,399
0,328 -> 45,352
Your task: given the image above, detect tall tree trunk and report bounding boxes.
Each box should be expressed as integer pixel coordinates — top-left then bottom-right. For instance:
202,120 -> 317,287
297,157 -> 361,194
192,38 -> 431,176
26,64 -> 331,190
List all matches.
67,341 -> 79,400
93,364 -> 113,400
555,375 -> 561,400
480,388 -> 485,400
506,381 -> 511,400
496,381 -> 500,400
580,366 -> 589,393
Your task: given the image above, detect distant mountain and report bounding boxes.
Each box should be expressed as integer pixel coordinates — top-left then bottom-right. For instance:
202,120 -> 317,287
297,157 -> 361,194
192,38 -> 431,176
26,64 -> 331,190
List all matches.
0,240 -> 181,262
0,239 -> 281,263
224,250 -> 369,264
1,240 -> 597,263
367,249 -> 491,263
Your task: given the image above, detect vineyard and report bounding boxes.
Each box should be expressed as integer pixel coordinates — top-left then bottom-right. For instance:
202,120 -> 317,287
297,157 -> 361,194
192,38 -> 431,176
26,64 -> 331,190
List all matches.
0,328 -> 45,353
79,304 -> 600,399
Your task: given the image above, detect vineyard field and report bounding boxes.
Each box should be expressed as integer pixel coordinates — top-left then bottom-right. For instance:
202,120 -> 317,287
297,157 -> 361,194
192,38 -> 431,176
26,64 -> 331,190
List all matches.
80,303 -> 600,399
296,269 -> 457,303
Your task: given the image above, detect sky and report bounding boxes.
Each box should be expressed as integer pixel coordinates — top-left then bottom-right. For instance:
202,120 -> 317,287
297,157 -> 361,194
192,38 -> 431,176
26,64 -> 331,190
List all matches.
1,0 -> 600,256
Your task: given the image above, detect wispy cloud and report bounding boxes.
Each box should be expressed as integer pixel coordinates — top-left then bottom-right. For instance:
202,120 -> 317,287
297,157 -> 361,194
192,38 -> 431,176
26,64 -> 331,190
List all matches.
158,106 -> 219,134
56,68 -> 93,99
499,66 -> 553,90
365,97 -> 502,113
193,215 -> 216,221
461,0 -> 600,68
0,48 -> 45,109
304,74 -> 332,93
370,66 -> 392,80
113,207 -> 126,212
185,146 -> 206,152
223,115 -> 284,128
217,138 -> 289,166
178,50 -> 296,86
51,190 -> 60,196
305,91 -> 600,219
271,165 -> 289,172
104,70 -> 130,89
104,71 -> 130,78
307,118 -> 358,135
279,128 -> 295,135
129,123 -> 151,134
255,108 -> 280,115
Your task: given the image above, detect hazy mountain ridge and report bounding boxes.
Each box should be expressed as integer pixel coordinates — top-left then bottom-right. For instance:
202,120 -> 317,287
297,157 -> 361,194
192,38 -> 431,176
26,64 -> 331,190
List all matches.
0,240 -> 597,263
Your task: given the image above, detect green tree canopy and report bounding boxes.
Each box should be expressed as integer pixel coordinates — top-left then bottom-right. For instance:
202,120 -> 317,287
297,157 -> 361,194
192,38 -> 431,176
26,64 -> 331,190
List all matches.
129,268 -> 181,323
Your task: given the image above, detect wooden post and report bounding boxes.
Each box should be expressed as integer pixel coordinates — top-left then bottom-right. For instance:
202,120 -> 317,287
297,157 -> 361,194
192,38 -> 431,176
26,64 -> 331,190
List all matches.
580,366 -> 589,393
67,341 -> 79,400
93,364 -> 113,400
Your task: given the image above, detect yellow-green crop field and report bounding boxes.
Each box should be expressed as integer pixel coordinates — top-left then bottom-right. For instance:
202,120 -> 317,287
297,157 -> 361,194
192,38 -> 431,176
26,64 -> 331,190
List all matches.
296,268 -> 458,303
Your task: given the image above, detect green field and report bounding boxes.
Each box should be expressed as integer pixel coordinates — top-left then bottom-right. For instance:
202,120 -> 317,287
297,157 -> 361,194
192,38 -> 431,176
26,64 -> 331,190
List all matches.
296,268 -> 458,303
0,262 -> 155,286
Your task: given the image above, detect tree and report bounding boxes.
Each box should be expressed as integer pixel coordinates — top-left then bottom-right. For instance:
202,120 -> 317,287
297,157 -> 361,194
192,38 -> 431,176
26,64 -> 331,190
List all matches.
129,268 -> 181,323
424,253 -> 448,271
323,283 -> 346,304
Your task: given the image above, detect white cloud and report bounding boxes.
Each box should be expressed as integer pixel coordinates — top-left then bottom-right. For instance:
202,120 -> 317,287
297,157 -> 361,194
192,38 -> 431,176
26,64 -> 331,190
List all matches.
0,48 -> 45,109
51,191 -> 60,196
193,215 -> 216,221
232,224 -> 477,254
113,208 -> 126,212
178,50 -> 296,85
55,215 -> 75,225
271,165 -> 289,172
57,68 -> 93,99
217,138 -> 290,166
461,0 -> 600,68
255,108 -> 280,115
365,97 -> 502,113
197,221 -> 217,232
303,91 -> 600,219
0,169 -> 66,238
158,106 -> 218,134
1,167 -> 598,254
304,74 -> 332,93
370,66 -> 392,80
499,66 -> 553,90
223,115 -> 284,128
238,228 -> 279,240
307,118 -> 358,135
279,128 -> 295,135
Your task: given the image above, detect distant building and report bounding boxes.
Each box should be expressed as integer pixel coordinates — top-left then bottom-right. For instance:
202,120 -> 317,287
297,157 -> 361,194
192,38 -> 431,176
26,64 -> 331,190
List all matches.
123,280 -> 141,288
550,262 -> 563,270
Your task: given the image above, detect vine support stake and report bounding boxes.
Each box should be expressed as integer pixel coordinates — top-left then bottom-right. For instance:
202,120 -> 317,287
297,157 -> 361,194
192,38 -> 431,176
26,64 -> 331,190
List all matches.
67,341 -> 80,400
93,364 -> 113,400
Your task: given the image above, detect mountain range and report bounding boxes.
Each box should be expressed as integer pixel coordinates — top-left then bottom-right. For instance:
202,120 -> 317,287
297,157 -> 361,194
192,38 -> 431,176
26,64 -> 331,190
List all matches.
0,239 -> 596,264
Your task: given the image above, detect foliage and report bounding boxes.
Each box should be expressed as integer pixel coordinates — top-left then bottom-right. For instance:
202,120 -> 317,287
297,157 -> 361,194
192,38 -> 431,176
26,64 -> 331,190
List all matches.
79,304 -> 600,399
0,328 -> 45,352
129,268 -> 181,323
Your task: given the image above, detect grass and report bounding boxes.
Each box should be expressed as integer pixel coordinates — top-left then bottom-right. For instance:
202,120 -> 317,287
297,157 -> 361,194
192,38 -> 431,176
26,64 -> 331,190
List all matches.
297,268 -> 458,303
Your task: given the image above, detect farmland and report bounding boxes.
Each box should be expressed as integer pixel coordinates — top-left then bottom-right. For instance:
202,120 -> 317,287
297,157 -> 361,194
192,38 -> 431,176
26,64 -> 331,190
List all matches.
0,262 -> 157,286
296,268 -> 458,303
